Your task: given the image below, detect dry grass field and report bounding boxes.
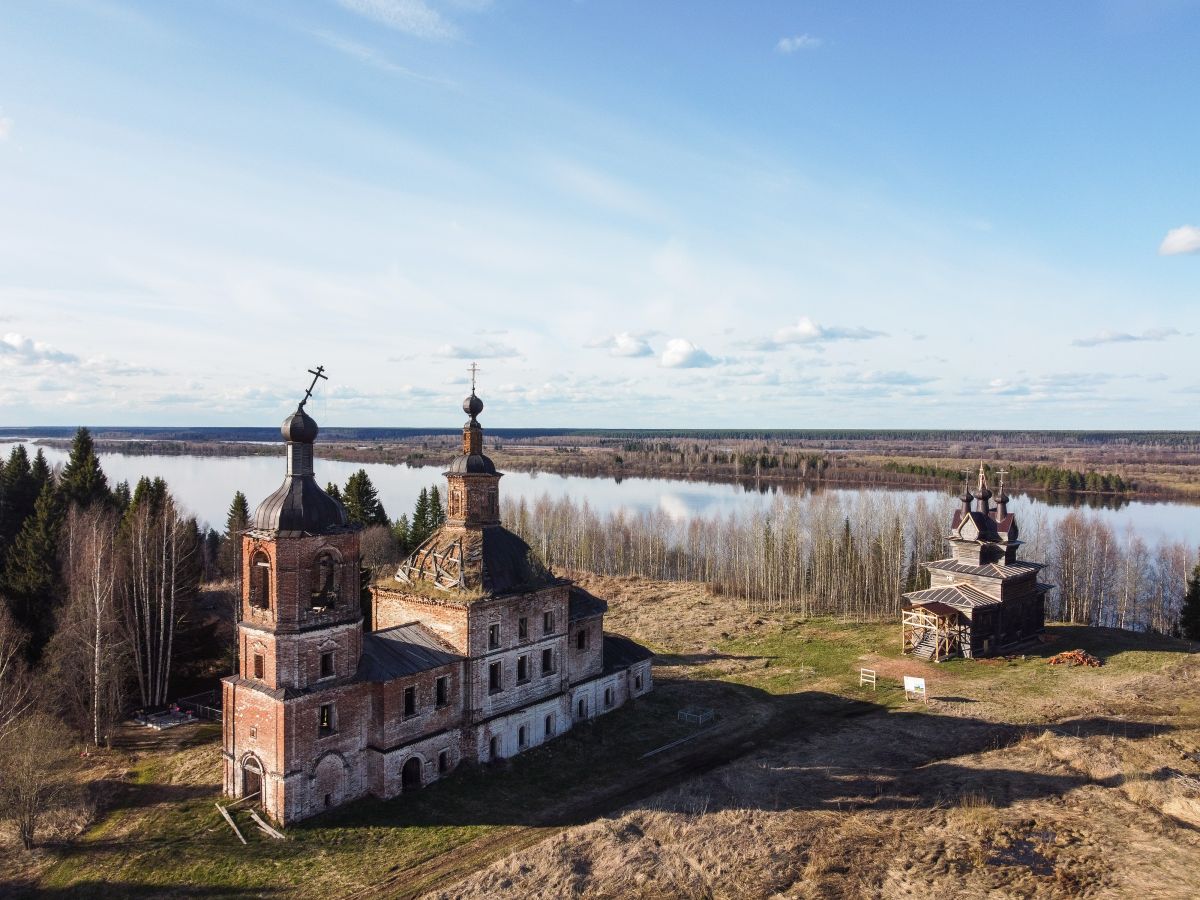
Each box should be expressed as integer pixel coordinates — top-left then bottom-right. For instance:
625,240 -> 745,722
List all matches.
4,573 -> 1198,899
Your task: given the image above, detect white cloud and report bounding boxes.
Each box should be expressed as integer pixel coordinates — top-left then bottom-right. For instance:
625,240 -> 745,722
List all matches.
776,34 -> 822,53
0,332 -> 78,365
585,331 -> 654,358
751,317 -> 886,350
1072,327 -> 1180,348
335,0 -> 461,41
1159,225 -> 1200,256
435,341 -> 520,359
308,30 -> 453,85
661,338 -> 717,369
0,115 -> 11,142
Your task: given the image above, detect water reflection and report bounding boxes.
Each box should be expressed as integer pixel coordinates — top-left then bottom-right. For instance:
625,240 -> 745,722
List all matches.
0,441 -> 1190,548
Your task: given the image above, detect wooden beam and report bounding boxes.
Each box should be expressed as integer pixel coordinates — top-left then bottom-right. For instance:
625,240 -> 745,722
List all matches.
216,803 -> 247,845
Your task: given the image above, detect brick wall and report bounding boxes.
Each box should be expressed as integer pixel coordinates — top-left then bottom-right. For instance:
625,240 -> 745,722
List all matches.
372,588 -> 471,651
566,614 -> 604,684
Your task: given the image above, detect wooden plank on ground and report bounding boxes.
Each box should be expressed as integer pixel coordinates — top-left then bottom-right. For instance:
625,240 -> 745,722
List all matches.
249,809 -> 287,840
216,802 -> 247,845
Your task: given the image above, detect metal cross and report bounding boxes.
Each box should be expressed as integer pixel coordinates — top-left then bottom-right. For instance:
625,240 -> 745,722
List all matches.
468,362 -> 480,394
995,468 -> 1009,493
300,365 -> 327,408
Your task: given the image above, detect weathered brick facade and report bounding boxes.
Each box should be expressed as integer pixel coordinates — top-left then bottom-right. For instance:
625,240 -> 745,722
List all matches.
223,390 -> 653,825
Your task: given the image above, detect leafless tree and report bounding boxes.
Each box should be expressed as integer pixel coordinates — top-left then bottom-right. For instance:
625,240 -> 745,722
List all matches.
0,711 -> 74,850
122,494 -> 199,708
0,603 -> 31,742
44,505 -> 127,747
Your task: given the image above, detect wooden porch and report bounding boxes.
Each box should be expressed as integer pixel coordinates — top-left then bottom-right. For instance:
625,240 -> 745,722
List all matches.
902,603 -> 968,662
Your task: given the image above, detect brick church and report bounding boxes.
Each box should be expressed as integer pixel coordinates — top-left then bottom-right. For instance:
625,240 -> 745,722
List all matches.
222,383 -> 653,824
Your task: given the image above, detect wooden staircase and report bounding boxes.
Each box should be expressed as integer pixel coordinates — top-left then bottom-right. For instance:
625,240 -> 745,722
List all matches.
910,629 -> 939,661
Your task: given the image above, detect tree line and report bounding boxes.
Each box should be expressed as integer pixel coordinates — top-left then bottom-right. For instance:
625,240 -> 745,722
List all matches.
882,461 -> 1132,494
501,492 -> 1200,636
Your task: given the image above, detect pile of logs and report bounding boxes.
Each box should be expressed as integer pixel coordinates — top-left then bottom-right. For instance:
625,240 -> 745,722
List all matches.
1048,649 -> 1103,667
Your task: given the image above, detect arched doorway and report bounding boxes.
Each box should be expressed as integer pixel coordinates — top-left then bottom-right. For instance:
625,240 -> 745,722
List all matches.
401,756 -> 422,791
242,757 -> 264,807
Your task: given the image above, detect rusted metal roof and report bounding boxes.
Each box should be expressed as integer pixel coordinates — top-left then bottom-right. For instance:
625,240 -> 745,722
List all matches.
602,633 -> 653,673
903,584 -> 1003,609
569,585 -> 608,621
358,622 -> 462,681
926,558 -> 1043,579
250,475 -> 349,535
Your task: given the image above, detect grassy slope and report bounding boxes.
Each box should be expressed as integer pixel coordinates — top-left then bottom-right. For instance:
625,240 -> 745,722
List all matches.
11,573 -> 1199,898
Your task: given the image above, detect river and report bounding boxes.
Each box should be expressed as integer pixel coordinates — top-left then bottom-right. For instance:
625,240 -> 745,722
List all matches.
2,441 -> 1198,549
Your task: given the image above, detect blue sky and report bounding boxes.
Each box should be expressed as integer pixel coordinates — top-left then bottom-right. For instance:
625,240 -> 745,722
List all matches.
1,0 -> 1197,428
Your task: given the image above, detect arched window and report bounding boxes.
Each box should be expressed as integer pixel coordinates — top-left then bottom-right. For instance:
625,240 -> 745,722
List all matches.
311,551 -> 340,610
249,552 -> 271,609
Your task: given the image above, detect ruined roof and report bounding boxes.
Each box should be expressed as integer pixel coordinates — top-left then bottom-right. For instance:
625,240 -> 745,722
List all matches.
925,558 -> 1043,579
903,583 -> 1002,609
357,622 -> 462,681
568,586 -> 608,621
396,524 -> 554,598
251,475 -> 350,535
603,633 -> 653,672
446,453 -> 497,475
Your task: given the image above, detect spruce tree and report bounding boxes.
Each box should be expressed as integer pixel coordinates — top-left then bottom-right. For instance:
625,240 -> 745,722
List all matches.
411,487 -> 431,545
342,470 -> 388,527
326,482 -> 343,503
4,478 -> 65,659
392,514 -> 411,556
59,427 -> 110,508
1181,560 -> 1200,641
29,450 -> 52,497
429,485 -> 446,528
219,491 -> 250,578
112,480 -> 132,514
0,445 -> 37,553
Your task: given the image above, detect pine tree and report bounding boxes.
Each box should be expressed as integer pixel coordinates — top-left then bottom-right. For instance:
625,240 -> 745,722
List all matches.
326,482 -> 343,503
392,514 -> 411,556
219,491 -> 250,578
0,446 -> 37,555
1181,560 -> 1200,641
411,487 -> 431,545
429,485 -> 446,528
342,470 -> 388,527
3,478 -> 65,660
59,427 -> 110,509
112,481 -> 132,514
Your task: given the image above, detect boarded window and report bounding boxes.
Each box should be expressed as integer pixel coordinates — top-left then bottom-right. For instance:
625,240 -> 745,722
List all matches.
517,655 -> 528,682
253,653 -> 264,680
436,675 -> 449,707
319,703 -> 335,736
518,617 -> 528,640
404,686 -> 416,717
320,651 -> 334,679
543,611 -> 554,634
488,623 -> 500,650
541,648 -> 554,675
489,662 -> 502,693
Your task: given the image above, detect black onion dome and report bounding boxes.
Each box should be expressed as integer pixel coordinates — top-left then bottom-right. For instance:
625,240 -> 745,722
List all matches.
463,392 -> 484,419
446,453 -> 497,475
251,477 -> 349,533
281,406 -> 319,443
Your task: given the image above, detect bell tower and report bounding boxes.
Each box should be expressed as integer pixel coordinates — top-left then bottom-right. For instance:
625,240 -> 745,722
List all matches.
445,363 -> 501,528
223,367 -> 364,822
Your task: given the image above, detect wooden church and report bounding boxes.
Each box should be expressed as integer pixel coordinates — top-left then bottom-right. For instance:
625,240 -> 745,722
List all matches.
902,464 -> 1052,661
